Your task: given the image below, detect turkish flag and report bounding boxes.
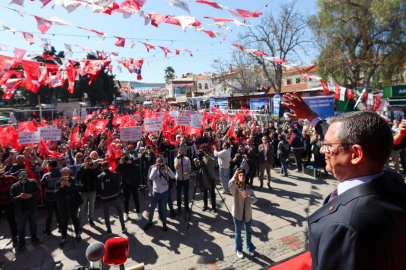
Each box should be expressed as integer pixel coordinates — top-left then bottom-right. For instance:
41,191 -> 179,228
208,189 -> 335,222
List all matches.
334,85 -> 340,99
320,80 -> 330,93
347,88 -> 353,99
22,60 -> 42,93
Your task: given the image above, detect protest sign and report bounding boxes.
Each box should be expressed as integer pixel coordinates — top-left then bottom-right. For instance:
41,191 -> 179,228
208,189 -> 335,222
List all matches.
190,114 -> 202,128
19,131 -> 40,144
144,117 -> 163,132
154,112 -> 165,118
169,111 -> 179,117
120,126 -> 142,141
175,116 -> 191,126
130,114 -> 141,122
39,127 -> 61,141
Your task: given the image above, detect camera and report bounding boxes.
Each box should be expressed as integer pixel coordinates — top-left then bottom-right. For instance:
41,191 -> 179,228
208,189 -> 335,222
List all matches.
88,161 -> 94,167
178,153 -> 184,158
158,163 -> 165,168
124,156 -> 129,162
146,146 -> 152,150
197,149 -> 205,160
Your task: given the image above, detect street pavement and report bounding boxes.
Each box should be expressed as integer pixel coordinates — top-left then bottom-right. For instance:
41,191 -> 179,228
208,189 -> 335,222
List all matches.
0,164 -> 343,270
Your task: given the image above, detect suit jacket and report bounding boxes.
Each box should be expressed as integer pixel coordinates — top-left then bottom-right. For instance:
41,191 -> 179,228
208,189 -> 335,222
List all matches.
309,118 -> 406,269
258,144 -> 273,164
309,171 -> 406,270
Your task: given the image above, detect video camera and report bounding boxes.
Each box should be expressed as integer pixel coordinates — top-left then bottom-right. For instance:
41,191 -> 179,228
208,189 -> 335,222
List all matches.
197,149 -> 206,161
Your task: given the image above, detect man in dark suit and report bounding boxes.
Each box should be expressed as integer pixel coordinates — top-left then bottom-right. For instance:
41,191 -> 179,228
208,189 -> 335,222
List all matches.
260,99 -> 270,112
281,92 -> 406,270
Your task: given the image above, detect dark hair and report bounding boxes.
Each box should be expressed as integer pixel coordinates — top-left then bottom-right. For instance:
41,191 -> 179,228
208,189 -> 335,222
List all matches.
278,134 -> 285,140
223,142 -> 230,148
200,143 -> 209,150
49,160 -> 58,168
101,161 -> 109,168
326,111 -> 393,165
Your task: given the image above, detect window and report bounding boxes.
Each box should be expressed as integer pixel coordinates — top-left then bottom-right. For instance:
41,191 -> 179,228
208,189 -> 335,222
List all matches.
296,78 -> 301,84
205,83 -> 208,89
198,83 -> 202,89
287,79 -> 292,85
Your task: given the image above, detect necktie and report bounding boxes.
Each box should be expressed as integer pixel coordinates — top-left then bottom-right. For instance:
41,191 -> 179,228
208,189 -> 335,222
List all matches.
328,186 -> 338,202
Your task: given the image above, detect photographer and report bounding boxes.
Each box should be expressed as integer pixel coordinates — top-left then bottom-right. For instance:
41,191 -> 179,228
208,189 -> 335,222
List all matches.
40,160 -> 62,235
115,151 -> 142,222
141,145 -> 157,186
232,145 -> 253,176
54,167 -> 81,248
174,148 -> 192,215
245,138 -> 258,188
98,161 -> 126,235
10,169 -> 42,255
194,144 -> 216,212
144,157 -> 175,232
77,157 -> 100,228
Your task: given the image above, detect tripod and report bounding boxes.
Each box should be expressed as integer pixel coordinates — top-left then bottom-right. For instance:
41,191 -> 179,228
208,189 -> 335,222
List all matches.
187,160 -> 232,229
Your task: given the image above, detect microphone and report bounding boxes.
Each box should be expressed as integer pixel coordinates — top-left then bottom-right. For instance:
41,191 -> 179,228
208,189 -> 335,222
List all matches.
86,241 -> 106,270
103,237 -> 129,270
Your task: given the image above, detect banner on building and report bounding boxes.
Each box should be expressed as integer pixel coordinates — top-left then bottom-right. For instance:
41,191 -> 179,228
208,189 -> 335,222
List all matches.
302,96 -> 335,118
273,95 -> 280,115
250,97 -> 271,112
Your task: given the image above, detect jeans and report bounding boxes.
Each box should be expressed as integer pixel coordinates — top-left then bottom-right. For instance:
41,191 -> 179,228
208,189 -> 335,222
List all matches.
203,178 -> 216,209
0,202 -> 18,238
44,200 -> 61,232
219,167 -> 230,192
233,214 -> 255,253
259,161 -> 272,184
176,180 -> 190,210
16,209 -> 38,245
59,203 -> 80,239
158,190 -> 176,218
102,197 -> 125,231
123,184 -> 141,214
280,158 -> 288,176
292,150 -> 304,171
148,190 -> 169,224
78,191 -> 96,226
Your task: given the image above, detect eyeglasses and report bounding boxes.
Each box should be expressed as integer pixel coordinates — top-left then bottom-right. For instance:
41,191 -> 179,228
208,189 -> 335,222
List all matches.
77,156 -> 83,158
320,141 -> 354,153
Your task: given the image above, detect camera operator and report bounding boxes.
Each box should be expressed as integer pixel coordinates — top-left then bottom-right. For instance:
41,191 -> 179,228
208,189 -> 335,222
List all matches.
10,169 -> 42,254
54,167 -> 81,248
115,151 -> 142,222
141,145 -> 157,186
174,148 -> 192,215
98,161 -> 126,235
233,145 -> 253,174
194,144 -> 216,212
40,160 -> 62,235
143,157 -> 175,232
77,157 -> 100,228
0,167 -> 18,246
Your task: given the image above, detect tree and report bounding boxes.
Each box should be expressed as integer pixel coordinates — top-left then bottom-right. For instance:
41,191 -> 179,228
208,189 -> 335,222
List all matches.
211,50 -> 256,96
240,0 -> 309,93
309,0 -> 406,90
164,66 -> 175,82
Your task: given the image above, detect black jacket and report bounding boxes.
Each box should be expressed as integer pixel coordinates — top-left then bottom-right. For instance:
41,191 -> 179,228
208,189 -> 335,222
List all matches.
115,160 -> 139,188
9,163 -> 25,176
40,169 -> 61,201
290,134 -> 304,151
97,169 -> 120,202
10,179 -> 40,214
54,177 -> 80,208
77,165 -> 100,192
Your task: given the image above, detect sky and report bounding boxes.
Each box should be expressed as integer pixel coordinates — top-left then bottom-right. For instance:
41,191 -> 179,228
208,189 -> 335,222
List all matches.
0,0 -> 318,83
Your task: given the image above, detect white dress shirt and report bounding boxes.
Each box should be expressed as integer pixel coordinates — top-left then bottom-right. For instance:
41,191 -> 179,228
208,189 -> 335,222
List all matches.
337,173 -> 383,195
263,144 -> 268,160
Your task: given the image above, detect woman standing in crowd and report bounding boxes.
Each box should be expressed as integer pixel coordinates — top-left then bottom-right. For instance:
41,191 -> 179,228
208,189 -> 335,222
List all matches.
229,168 -> 257,259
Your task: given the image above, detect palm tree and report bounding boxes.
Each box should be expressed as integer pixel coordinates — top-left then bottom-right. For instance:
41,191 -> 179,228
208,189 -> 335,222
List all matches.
164,66 -> 175,82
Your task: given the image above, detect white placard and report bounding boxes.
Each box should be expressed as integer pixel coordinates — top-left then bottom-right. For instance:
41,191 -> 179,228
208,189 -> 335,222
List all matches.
120,126 -> 142,141
154,112 -> 165,118
175,116 -> 191,126
19,131 -> 40,144
169,111 -> 179,117
144,117 -> 163,132
130,114 -> 141,122
190,114 -> 202,128
38,126 -> 61,141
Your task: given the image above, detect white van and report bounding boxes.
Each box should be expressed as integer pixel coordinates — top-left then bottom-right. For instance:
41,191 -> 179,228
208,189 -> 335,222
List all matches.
143,101 -> 153,106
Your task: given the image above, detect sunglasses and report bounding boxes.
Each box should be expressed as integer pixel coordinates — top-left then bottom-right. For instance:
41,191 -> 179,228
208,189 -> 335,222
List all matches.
77,156 -> 83,158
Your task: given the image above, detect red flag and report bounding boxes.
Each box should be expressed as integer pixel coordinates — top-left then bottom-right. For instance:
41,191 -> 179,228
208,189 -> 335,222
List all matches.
93,120 -> 108,136
42,53 -> 55,60
107,129 -> 112,139
231,44 -> 245,51
66,66 -> 77,94
347,88 -> 353,99
69,127 -> 81,148
20,31 -> 35,45
22,60 -> 42,93
190,1 -> 222,9
114,36 -> 125,47
53,118 -> 60,126
106,140 -> 117,172
138,41 -> 155,52
159,46 -> 172,57
83,123 -> 94,143
145,135 -> 152,146
39,0 -> 52,8
34,16 -> 52,34
202,30 -> 216,38
62,120 -> 65,128
374,96 -> 382,111
204,17 -> 234,22
228,125 -> 234,137
25,157 -> 35,179
334,85 -> 340,99
156,148 -> 159,156
252,51 -> 268,56
320,80 -> 330,93
13,48 -> 26,68
149,14 -> 171,27
236,9 -> 262,17
38,139 -> 63,158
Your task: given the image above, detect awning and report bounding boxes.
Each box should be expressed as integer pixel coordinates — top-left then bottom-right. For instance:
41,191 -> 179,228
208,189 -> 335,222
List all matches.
388,99 -> 406,106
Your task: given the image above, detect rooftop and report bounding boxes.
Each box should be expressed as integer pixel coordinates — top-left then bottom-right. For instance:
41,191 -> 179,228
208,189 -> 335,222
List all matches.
283,65 -> 318,75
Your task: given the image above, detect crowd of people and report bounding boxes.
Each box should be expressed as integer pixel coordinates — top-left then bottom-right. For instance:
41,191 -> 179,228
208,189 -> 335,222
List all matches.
1,98 -> 405,262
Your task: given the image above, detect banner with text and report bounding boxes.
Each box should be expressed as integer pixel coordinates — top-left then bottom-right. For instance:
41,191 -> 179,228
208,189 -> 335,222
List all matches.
120,126 -> 142,141
176,116 -> 191,126
302,96 -> 335,118
19,131 -> 40,144
38,125 -> 61,141
144,117 -> 163,132
190,114 -> 202,128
